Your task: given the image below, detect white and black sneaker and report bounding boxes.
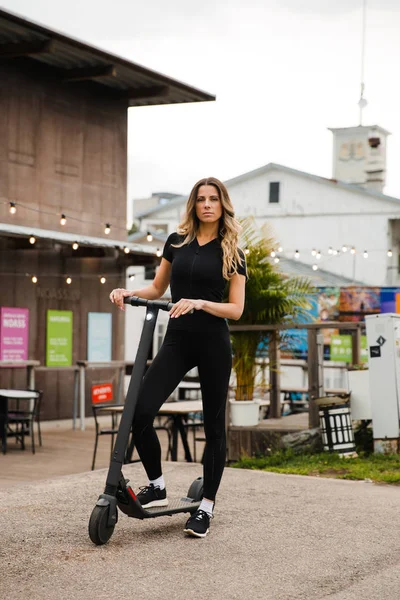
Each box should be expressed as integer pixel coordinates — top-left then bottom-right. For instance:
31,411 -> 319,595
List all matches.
136,484 -> 168,508
184,509 -> 212,538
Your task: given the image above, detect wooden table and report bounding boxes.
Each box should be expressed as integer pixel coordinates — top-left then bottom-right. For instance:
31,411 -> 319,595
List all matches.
0,389 -> 39,454
97,400 -> 203,463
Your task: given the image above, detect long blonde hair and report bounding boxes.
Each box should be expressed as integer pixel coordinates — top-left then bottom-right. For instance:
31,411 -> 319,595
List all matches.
173,177 -> 243,280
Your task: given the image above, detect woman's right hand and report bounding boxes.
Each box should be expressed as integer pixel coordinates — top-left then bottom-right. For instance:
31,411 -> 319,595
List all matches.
109,288 -> 133,310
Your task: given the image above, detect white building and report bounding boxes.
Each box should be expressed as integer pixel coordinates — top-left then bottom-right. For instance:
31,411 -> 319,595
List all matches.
134,124 -> 400,288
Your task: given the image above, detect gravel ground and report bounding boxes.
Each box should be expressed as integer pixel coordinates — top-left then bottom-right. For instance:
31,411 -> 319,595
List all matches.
1,462 -> 400,600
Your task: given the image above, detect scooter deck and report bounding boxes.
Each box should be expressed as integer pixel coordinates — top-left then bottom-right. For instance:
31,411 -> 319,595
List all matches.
145,497 -> 201,517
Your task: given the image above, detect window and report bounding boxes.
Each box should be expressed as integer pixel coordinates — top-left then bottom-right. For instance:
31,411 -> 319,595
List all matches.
269,182 -> 280,203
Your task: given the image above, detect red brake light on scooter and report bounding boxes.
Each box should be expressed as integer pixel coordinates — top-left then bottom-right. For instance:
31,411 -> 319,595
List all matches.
127,487 -> 137,501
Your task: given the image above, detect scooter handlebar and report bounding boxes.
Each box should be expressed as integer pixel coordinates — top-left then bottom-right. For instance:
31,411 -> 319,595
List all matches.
123,296 -> 174,312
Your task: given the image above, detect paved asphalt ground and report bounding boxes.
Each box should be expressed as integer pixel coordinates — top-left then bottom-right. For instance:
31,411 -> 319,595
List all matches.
1,461 -> 400,600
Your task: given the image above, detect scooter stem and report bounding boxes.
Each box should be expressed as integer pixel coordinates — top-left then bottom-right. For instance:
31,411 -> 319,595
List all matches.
104,304 -> 159,494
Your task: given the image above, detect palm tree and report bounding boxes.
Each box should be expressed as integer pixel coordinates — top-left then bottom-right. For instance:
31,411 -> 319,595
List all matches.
230,219 -> 315,401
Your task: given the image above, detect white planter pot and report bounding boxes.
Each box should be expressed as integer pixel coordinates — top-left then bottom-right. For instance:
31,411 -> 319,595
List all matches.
229,399 -> 260,426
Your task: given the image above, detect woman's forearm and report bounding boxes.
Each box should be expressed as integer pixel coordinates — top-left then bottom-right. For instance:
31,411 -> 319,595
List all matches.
130,283 -> 163,300
202,300 -> 242,321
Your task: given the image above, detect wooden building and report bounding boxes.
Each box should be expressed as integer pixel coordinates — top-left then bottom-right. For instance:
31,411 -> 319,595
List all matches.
0,9 -> 214,419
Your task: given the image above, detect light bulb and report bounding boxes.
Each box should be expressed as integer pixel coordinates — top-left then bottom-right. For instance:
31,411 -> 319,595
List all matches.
311,249 -> 316,256
60,214 -> 66,226
124,246 -> 130,254
350,247 -> 356,255
29,236 -> 36,245
363,250 -> 368,259
244,248 -> 250,255
104,223 -> 111,235
294,250 -> 300,259
328,247 -> 333,255
270,250 -> 276,258
342,245 -> 348,253
31,275 -> 38,283
274,257 -> 279,263
312,264 -> 318,271
66,277 -> 72,284
129,274 -> 135,281
278,246 -> 283,253
146,231 -> 153,242
156,248 -> 162,257
332,249 -> 338,256
316,251 -> 321,260
388,249 -> 393,257
100,276 -> 106,284
9,202 -> 16,214
72,242 -> 79,250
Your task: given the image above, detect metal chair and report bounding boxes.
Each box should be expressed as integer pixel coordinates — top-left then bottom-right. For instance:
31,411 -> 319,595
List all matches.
92,402 -> 175,470
91,402 -> 120,470
7,390 -> 43,454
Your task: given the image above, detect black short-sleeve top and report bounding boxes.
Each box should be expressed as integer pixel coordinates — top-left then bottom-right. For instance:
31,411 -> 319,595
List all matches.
162,232 -> 247,332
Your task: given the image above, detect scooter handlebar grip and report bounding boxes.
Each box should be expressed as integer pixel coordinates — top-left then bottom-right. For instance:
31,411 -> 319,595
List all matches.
123,296 -> 148,307
123,296 -> 174,311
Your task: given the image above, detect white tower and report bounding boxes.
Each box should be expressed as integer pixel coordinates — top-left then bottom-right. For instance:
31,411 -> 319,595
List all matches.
329,125 -> 390,193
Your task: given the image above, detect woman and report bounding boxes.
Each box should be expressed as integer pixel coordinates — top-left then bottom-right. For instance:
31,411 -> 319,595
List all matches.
109,177 -> 247,538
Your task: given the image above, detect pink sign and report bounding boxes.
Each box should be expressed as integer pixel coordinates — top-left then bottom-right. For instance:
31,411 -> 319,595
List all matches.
0,307 -> 29,361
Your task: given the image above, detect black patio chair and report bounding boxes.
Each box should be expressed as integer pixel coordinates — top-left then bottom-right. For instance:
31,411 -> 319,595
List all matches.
7,390 -> 43,454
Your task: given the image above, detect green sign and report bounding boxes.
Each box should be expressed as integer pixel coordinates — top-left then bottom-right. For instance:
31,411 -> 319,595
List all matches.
46,310 -> 73,366
330,334 -> 368,364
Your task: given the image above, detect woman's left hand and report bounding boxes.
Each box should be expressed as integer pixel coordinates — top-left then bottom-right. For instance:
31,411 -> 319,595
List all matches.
169,298 -> 205,318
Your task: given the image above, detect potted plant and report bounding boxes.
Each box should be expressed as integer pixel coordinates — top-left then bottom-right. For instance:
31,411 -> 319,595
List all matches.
228,220 -> 315,426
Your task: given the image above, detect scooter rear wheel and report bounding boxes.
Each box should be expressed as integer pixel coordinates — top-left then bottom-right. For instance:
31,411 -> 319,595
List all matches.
88,505 -> 116,546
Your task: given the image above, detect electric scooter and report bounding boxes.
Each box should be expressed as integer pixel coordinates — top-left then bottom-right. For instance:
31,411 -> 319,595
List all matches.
88,296 -> 203,546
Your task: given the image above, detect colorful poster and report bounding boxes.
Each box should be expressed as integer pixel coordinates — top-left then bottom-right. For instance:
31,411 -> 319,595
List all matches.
87,312 -> 112,362
0,307 -> 29,361
330,334 -> 368,364
46,310 -> 73,366
317,288 -> 340,321
380,288 -> 399,313
339,287 -> 381,322
281,329 -> 308,360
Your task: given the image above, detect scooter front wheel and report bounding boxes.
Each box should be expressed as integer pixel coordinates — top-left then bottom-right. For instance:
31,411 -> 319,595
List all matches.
88,505 -> 116,545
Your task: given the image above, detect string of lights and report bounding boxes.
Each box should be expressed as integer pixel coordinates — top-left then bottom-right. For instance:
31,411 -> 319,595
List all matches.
241,243 -> 395,273
1,200 -> 163,257
1,198 -> 128,235
2,198 -> 395,277
0,272 -> 137,285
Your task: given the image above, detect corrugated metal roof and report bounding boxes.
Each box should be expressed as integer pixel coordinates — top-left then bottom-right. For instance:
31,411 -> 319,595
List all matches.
278,257 -> 364,287
0,9 -> 215,107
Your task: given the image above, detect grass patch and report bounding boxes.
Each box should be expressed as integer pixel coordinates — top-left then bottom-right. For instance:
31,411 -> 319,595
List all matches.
232,450 -> 400,484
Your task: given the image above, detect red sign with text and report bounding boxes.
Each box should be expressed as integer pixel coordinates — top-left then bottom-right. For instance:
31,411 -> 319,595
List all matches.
92,383 -> 113,404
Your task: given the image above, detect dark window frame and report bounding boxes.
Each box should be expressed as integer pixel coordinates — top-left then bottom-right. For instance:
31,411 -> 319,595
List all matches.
269,181 -> 280,204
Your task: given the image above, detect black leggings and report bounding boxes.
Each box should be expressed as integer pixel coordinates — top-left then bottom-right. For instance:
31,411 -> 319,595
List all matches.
131,327 -> 232,501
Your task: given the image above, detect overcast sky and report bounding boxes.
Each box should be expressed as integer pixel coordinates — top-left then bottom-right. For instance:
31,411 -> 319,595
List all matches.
2,0 -> 400,225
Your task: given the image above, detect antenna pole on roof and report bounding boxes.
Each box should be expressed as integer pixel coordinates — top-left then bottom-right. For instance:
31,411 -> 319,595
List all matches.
358,0 -> 368,125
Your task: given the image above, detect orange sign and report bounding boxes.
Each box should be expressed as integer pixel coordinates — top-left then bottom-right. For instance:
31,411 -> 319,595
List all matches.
92,383 -> 113,404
